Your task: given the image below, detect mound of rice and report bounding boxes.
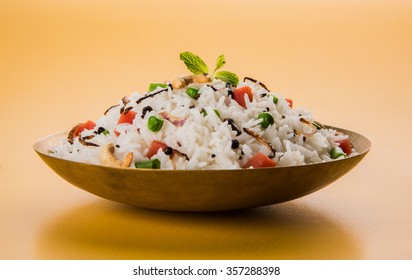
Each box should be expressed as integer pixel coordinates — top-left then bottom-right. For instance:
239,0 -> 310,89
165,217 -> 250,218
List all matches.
51,78 -> 355,170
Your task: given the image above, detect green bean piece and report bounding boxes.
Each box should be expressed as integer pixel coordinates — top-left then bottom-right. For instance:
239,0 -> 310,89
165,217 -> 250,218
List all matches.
330,147 -> 346,159
186,87 -> 200,99
312,121 -> 325,130
148,83 -> 167,92
201,108 -> 221,118
258,112 -> 274,128
135,159 -> 161,169
147,116 -> 164,132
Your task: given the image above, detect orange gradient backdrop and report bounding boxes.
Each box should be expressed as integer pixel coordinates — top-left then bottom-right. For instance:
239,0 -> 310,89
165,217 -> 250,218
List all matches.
1,0 -> 411,259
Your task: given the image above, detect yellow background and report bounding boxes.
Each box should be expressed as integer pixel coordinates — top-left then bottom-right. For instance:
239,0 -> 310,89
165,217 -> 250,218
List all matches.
1,0 -> 411,259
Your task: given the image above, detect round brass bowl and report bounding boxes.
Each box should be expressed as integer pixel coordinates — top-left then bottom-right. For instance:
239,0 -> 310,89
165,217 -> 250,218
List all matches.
33,126 -> 371,212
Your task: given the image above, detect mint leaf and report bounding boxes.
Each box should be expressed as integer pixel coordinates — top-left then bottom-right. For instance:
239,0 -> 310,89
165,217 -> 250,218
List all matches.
179,51 -> 209,75
214,71 -> 239,86
211,54 -> 226,77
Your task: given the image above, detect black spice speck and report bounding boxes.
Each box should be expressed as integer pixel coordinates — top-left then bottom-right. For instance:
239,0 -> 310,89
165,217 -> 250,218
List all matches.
226,83 -> 234,98
231,139 -> 240,149
211,154 -> 216,158
141,106 -> 153,118
164,146 -> 174,156
96,127 -> 105,134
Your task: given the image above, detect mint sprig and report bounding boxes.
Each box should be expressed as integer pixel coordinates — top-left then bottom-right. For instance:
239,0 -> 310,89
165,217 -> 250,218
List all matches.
179,51 -> 209,75
179,51 -> 239,86
211,54 -> 226,77
214,71 -> 239,86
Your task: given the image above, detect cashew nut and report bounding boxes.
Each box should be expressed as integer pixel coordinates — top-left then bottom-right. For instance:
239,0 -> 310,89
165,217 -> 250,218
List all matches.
192,74 -> 210,84
100,143 -> 133,168
172,74 -> 210,89
172,78 -> 186,89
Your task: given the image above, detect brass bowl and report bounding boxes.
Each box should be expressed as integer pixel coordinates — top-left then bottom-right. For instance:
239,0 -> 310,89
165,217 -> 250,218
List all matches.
33,126 -> 371,211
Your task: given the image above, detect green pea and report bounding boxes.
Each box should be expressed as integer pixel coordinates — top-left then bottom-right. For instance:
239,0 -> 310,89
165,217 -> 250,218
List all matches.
272,95 -> 279,104
148,83 -> 167,92
186,87 -> 200,99
330,147 -> 346,159
135,159 -> 161,169
147,116 -> 164,132
258,112 -> 274,128
201,108 -> 221,118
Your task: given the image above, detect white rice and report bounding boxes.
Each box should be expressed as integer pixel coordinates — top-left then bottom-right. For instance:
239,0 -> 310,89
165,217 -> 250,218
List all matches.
51,79 -> 356,169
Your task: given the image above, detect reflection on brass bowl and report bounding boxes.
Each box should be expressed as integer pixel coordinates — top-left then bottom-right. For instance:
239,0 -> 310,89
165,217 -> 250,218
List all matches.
33,126 -> 371,212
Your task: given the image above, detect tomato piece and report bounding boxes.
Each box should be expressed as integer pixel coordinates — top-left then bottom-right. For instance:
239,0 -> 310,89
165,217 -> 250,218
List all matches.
146,140 -> 167,159
74,120 -> 96,137
243,152 -> 277,169
233,86 -> 253,109
285,98 -> 293,108
118,110 -> 137,125
337,139 -> 352,155
115,111 -> 137,136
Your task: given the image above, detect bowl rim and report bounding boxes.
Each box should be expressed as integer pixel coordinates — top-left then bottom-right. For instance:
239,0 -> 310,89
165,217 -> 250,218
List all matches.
33,125 -> 372,173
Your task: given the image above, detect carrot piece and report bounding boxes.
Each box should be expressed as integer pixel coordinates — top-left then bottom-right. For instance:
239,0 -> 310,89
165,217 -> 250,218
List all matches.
146,140 -> 167,159
115,111 -> 137,136
74,120 -> 96,137
118,110 -> 137,125
243,152 -> 277,168
337,139 -> 352,155
233,86 -> 253,109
